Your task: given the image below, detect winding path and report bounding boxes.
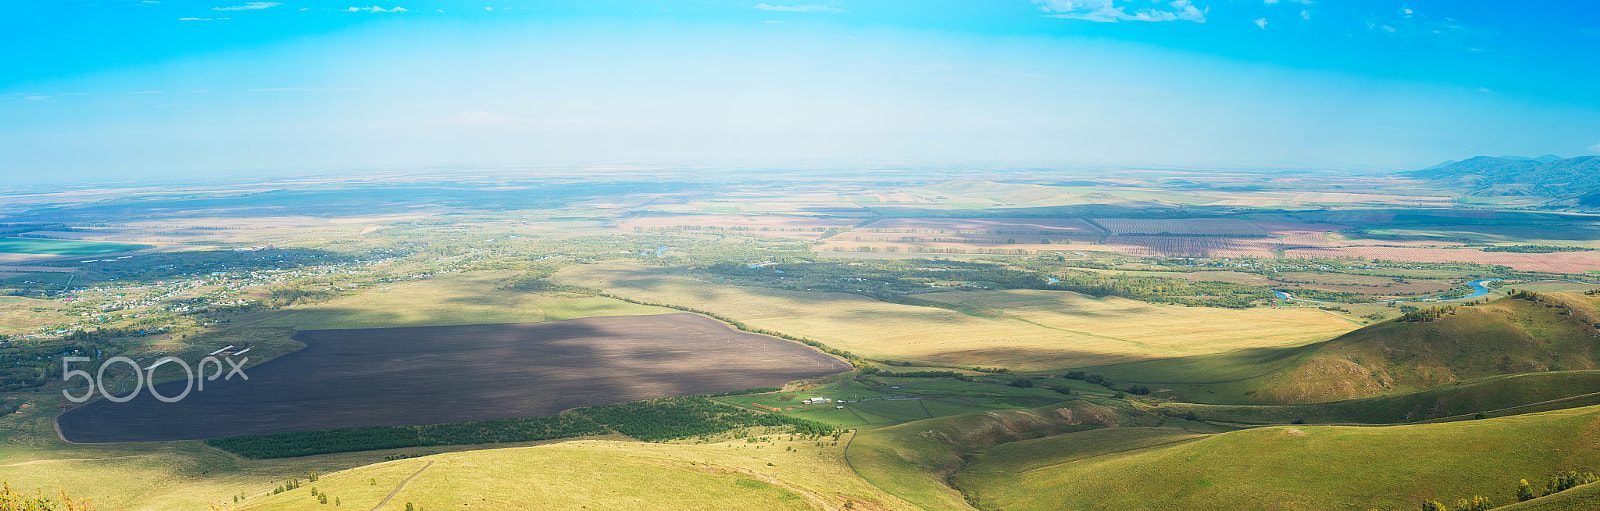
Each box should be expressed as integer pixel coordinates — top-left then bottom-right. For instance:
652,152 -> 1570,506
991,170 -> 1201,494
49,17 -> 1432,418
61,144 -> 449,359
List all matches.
372,460 -> 434,511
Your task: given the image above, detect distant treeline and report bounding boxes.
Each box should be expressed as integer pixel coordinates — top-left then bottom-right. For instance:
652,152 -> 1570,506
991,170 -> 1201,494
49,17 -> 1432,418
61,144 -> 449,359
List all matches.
705,259 -> 1287,309
207,396 -> 836,459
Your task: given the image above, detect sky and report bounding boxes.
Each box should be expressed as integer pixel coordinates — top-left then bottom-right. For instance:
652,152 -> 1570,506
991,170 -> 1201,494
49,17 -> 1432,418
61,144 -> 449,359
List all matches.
3,0 -> 1599,181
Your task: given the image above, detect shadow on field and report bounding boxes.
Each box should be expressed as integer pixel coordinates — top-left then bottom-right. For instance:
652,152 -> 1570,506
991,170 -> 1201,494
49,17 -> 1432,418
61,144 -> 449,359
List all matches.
56,313 -> 850,443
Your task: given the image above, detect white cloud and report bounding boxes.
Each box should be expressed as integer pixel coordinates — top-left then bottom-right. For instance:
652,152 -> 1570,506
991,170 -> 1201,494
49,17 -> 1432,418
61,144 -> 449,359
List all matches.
1033,0 -> 1206,23
753,3 -> 847,13
1254,17 -> 1267,29
485,6 -> 492,10
178,17 -> 215,20
1588,143 -> 1600,153
213,2 -> 279,11
1264,0 -> 1277,4
1300,9 -> 1310,20
344,6 -> 408,12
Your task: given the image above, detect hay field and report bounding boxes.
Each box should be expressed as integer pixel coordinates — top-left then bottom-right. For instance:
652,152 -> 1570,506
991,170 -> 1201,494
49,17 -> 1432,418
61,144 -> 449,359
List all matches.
553,263 -> 1357,370
237,436 -> 916,511
242,270 -> 672,330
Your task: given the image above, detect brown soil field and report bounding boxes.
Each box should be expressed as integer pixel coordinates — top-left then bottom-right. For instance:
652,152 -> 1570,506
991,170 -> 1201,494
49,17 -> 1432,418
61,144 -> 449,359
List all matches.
1104,236 -> 1280,258
1093,218 -> 1270,236
55,313 -> 849,443
857,218 -> 1102,235
1285,247 -> 1600,273
1253,221 -> 1349,236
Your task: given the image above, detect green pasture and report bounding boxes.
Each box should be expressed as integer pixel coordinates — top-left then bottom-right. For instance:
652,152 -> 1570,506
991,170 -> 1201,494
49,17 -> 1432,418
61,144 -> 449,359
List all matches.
0,237 -> 147,255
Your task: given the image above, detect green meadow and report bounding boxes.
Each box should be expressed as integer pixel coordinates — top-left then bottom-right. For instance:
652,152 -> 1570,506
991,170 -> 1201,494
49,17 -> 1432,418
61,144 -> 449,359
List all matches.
0,237 -> 147,255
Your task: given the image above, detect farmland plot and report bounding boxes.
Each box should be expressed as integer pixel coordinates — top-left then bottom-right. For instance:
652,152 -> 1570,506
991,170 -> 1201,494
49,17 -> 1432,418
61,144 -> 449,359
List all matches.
56,313 -> 850,442
1093,218 -> 1270,237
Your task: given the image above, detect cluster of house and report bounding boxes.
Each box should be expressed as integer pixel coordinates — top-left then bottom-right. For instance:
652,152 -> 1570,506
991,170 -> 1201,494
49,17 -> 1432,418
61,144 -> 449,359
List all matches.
801,397 -> 847,409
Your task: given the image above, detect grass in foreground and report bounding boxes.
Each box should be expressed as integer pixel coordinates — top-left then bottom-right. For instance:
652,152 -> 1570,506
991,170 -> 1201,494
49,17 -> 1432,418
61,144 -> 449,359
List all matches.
952,404 -> 1600,511
236,435 -> 917,511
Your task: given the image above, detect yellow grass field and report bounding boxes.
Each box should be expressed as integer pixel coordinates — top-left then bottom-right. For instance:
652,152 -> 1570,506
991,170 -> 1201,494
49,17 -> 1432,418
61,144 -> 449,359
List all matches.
0,295 -> 70,336
553,263 -> 1359,370
241,270 -> 673,330
237,435 -> 915,511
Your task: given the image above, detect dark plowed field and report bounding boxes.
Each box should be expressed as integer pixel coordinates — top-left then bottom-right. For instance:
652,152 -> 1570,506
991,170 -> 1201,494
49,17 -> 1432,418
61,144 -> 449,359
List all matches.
57,313 -> 849,443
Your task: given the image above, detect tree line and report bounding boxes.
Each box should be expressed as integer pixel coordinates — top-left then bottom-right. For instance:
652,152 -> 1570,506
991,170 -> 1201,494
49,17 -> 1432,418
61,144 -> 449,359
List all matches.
207,396 -> 836,459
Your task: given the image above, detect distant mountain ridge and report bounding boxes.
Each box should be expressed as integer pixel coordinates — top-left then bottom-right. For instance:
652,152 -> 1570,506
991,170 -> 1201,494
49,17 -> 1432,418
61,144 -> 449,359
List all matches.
1410,155 -> 1600,205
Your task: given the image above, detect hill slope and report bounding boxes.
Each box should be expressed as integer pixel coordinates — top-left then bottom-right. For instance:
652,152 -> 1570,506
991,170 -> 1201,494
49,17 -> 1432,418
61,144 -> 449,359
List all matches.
845,399 -> 1166,511
1410,155 -> 1600,203
1099,292 -> 1600,404
953,404 -> 1600,511
237,436 -> 916,511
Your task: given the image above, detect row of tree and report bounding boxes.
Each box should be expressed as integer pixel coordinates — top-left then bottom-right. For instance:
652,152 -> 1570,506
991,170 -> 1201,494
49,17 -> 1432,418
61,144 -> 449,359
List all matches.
208,396 -> 835,459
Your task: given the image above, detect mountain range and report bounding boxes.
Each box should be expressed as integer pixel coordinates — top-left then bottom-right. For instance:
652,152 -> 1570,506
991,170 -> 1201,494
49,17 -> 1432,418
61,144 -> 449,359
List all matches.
1411,155 -> 1600,206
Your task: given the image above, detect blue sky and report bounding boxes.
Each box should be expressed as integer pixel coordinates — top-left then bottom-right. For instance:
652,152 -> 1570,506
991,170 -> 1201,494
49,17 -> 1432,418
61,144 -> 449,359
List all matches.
3,1 -> 1598,181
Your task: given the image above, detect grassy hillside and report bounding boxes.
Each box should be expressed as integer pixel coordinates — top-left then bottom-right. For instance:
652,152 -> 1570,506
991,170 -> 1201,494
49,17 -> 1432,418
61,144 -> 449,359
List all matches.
1154,370 -> 1600,425
845,399 -> 1165,510
953,404 -> 1600,511
1095,292 -> 1600,404
237,435 -> 915,511
1497,481 -> 1600,511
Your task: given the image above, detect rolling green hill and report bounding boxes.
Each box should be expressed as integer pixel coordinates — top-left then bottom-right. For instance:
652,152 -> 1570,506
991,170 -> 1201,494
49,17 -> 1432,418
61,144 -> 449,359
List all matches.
845,399 -> 1167,510
1154,370 -> 1600,425
1096,292 -> 1600,404
952,404 -> 1600,511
